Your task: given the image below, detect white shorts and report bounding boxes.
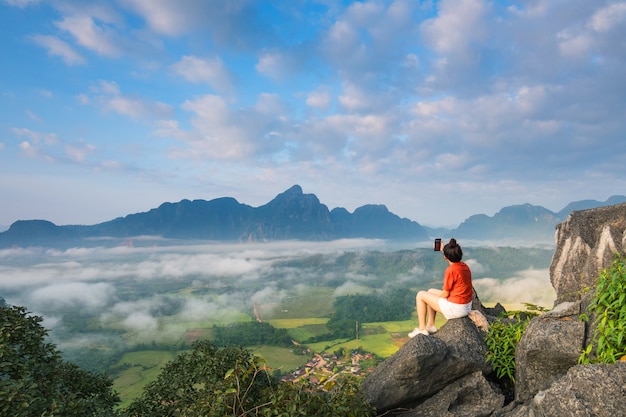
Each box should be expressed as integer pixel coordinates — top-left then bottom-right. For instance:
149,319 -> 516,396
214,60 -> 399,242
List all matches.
438,298 -> 472,320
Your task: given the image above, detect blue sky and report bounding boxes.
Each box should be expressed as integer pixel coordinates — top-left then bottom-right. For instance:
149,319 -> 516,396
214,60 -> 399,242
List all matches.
1,0 -> 625,229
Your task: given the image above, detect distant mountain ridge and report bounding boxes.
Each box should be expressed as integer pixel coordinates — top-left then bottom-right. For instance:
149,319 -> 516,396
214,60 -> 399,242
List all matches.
0,185 -> 429,247
1,185 -> 624,248
450,195 -> 626,241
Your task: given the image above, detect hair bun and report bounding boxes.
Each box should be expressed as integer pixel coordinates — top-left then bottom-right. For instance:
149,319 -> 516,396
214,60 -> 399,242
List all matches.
449,238 -> 457,247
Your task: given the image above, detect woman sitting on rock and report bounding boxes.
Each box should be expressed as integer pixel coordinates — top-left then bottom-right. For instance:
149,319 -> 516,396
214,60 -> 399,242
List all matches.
409,238 -> 473,338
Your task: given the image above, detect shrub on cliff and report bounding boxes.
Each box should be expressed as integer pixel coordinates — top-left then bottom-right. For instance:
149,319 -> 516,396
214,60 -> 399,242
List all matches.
580,253 -> 626,364
485,304 -> 547,384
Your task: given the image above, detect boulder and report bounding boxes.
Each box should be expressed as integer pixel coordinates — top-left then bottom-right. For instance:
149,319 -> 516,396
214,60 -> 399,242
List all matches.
550,203 -> 626,303
514,301 -> 585,402
388,371 -> 504,417
507,362 -> 626,417
361,316 -> 490,411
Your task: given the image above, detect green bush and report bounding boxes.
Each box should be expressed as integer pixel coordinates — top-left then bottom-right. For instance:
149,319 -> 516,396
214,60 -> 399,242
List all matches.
485,304 -> 545,383
579,253 -> 626,364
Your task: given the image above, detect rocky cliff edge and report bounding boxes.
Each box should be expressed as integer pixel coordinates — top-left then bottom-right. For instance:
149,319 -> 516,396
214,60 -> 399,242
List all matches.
362,202 -> 626,416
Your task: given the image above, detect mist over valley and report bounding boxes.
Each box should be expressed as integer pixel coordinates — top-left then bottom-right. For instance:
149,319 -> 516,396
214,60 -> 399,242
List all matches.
1,238 -> 555,373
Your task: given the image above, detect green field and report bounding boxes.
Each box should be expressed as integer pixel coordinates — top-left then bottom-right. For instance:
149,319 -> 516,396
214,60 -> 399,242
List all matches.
306,315 -> 449,357
262,287 -> 336,320
111,350 -> 183,408
251,345 -> 313,373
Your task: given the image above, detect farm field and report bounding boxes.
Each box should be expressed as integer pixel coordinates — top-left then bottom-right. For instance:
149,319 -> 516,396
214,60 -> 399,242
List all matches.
112,350 -> 182,408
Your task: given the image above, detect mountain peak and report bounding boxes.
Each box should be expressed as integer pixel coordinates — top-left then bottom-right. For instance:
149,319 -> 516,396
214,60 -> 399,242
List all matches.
285,184 -> 303,195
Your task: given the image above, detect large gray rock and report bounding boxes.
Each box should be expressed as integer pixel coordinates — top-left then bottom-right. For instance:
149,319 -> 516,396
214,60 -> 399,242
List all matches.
361,317 -> 490,411
514,301 -> 585,402
389,371 -> 504,417
506,362 -> 626,417
550,203 -> 626,303
532,362 -> 626,417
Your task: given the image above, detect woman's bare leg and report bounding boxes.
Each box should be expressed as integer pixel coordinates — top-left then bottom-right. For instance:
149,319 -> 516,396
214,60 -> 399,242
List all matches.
426,289 -> 444,327
416,290 -> 443,330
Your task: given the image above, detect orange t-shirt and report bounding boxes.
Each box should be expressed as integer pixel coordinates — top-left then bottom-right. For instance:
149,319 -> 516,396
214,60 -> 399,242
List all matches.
443,261 -> 473,304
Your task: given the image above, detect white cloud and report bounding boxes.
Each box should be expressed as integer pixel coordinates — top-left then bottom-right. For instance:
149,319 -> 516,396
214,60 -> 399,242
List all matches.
421,0 -> 488,54
122,0 -> 199,36
12,128 -> 59,145
122,0 -> 265,47
256,50 -> 298,81
5,0 -> 41,7
465,259 -> 487,275
338,82 -> 371,111
26,109 -> 42,122
30,282 -> 116,310
306,89 -> 332,110
65,141 -> 96,163
589,2 -> 626,33
171,55 -> 234,94
30,34 -> 86,66
55,14 -> 122,58
89,80 -> 174,120
473,268 -> 556,308
134,252 -> 265,279
123,311 -> 158,332
333,281 -> 372,297
251,286 -> 286,306
106,96 -> 172,119
169,93 -> 290,160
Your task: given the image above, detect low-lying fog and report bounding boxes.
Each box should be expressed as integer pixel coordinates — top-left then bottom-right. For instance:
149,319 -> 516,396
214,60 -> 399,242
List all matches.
0,238 -> 556,356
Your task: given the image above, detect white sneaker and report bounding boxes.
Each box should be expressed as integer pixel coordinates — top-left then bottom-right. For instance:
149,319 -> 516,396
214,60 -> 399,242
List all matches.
408,328 -> 429,338
427,325 -> 438,334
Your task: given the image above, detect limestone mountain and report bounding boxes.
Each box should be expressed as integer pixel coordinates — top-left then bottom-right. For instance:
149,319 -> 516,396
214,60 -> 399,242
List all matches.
451,195 -> 626,241
452,203 -> 561,241
2,186 -> 625,248
0,185 -> 429,247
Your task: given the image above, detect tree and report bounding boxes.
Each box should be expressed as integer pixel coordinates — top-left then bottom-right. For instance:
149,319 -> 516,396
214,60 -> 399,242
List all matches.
124,340 -> 376,417
0,305 -> 120,416
124,341 -> 272,416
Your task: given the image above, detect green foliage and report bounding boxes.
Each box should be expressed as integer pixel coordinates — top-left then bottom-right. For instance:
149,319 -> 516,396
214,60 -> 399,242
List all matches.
485,305 -> 544,383
0,305 -> 120,417
579,253 -> 626,364
320,289 -> 415,341
258,375 -> 375,417
212,321 -> 296,348
124,341 -> 270,416
124,341 -> 375,417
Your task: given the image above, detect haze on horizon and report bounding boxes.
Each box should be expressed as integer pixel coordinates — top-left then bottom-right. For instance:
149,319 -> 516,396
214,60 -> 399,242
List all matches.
1,0 -> 625,228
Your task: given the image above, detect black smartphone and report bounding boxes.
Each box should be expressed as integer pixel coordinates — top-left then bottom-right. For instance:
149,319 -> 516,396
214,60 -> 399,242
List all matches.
434,238 -> 441,251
